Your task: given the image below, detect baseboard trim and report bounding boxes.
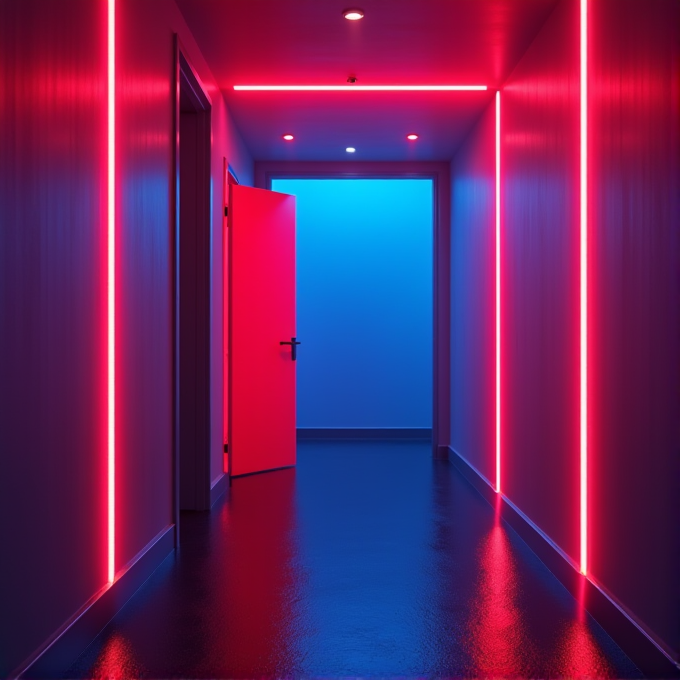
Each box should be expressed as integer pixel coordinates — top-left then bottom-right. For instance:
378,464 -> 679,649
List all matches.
297,427 -> 432,440
230,464 -> 295,479
14,524 -> 176,679
210,473 -> 229,507
448,447 -> 680,677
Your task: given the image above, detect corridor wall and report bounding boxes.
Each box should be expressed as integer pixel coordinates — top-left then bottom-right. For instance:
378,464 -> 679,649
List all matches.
0,3 -> 108,674
501,0 -> 581,571
114,0 -> 253,570
450,0 -> 680,663
450,100 -> 496,483
0,0 -> 253,675
587,0 -> 680,658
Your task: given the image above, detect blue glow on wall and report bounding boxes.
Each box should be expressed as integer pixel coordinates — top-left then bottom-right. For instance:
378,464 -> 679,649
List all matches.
272,178 -> 433,428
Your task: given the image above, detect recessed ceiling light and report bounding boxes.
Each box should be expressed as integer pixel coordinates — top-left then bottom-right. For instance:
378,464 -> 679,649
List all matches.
343,8 -> 365,20
282,134 -> 294,141
346,147 -> 356,153
407,133 -> 419,140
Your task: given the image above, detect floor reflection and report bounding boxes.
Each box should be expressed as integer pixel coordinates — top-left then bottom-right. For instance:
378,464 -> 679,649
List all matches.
86,634 -> 141,680
556,578 -> 617,678
213,467 -> 304,676
466,497 -> 537,676
65,442 -> 641,679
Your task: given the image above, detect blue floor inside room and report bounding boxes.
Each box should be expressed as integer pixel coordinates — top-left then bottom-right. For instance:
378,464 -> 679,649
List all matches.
65,441 -> 641,678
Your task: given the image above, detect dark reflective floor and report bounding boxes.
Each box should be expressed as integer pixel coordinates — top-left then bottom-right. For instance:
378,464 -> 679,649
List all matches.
66,441 -> 641,678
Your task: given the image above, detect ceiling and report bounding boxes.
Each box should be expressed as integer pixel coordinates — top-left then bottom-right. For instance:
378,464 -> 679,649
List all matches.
175,0 -> 559,161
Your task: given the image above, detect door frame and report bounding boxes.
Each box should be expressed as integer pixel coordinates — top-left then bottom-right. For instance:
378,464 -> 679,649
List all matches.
172,38 -> 213,540
254,161 -> 451,459
223,163 -> 239,479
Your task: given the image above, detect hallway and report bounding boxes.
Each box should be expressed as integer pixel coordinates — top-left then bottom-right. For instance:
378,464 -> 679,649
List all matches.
2,0 -> 679,676
66,442 -> 639,678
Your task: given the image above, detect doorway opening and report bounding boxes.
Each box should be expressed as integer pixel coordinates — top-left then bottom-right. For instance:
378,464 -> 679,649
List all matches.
174,50 -> 212,514
271,178 -> 434,440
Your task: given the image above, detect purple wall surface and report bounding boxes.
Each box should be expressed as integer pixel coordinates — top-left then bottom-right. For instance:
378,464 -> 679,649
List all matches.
0,0 -> 253,674
0,2 -> 108,674
450,101 -> 496,484
588,0 -> 680,657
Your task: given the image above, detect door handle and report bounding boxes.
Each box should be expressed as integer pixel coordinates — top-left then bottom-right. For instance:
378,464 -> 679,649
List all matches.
280,336 -> 301,361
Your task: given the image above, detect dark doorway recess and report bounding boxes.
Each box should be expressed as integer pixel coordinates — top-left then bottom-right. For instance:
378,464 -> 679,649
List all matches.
174,45 -> 212,517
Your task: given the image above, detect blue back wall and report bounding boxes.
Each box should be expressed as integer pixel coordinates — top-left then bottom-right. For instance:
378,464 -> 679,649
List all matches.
272,179 -> 432,428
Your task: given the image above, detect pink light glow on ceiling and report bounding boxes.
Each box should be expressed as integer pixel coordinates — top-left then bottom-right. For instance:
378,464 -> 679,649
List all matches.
176,0 -> 559,160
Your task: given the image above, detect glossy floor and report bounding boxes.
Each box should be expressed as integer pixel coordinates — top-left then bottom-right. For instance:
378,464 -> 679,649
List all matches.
66,441 -> 641,678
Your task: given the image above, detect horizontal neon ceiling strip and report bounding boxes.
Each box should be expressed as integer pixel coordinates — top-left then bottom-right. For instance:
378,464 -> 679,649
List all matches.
233,85 -> 487,91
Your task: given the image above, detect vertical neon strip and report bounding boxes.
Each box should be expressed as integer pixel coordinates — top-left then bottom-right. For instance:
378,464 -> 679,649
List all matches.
579,0 -> 588,576
495,91 -> 501,494
107,0 -> 116,584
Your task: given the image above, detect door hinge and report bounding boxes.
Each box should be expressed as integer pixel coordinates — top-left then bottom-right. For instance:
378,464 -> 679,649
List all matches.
224,443 -> 229,453
224,206 -> 228,217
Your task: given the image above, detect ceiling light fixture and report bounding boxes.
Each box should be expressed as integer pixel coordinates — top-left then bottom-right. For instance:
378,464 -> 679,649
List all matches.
407,134 -> 419,140
282,134 -> 294,141
343,8 -> 365,20
234,85 -> 487,91
346,147 -> 356,153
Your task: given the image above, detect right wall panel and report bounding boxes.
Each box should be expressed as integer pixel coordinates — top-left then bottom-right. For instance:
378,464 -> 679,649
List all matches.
451,0 -> 680,662
588,0 -> 680,657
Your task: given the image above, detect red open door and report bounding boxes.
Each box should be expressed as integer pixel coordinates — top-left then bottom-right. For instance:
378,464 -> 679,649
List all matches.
228,185 -> 297,477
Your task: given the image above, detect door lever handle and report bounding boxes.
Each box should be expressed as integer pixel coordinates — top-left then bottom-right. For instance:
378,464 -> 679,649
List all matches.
280,336 -> 301,361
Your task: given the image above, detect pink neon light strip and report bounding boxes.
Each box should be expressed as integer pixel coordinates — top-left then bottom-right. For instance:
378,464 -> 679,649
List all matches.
580,0 -> 588,576
108,0 -> 116,584
233,85 -> 487,92
495,91 -> 501,495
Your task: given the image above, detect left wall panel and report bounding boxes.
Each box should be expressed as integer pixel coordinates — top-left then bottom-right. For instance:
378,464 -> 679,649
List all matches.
0,1 -> 253,675
0,2 -> 107,675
